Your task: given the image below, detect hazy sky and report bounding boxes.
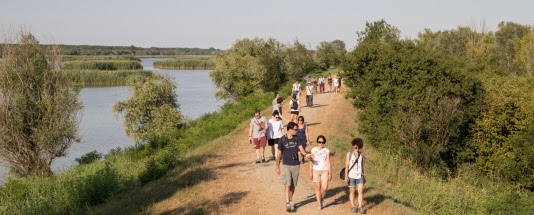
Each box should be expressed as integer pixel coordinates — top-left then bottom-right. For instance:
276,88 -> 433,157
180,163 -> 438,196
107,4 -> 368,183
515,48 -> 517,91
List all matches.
1,0 -> 532,50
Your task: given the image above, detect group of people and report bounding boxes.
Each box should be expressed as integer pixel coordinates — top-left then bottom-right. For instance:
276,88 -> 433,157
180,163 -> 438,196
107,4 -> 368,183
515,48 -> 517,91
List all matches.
248,78 -> 367,214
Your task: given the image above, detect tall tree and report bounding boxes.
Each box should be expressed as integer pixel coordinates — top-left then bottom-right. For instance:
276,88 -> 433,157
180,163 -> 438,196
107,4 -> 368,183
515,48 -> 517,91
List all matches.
284,40 -> 316,81
0,32 -> 81,177
315,40 -> 346,70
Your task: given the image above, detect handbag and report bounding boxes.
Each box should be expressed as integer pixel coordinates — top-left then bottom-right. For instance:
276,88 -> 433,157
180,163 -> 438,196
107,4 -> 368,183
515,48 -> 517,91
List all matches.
339,151 -> 360,180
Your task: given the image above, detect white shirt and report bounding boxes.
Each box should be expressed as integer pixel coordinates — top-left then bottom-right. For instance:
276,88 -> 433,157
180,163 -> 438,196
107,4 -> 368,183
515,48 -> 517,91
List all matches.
306,86 -> 313,96
267,119 -> 283,139
289,99 -> 299,111
333,78 -> 339,86
311,147 -> 330,171
292,83 -> 300,92
348,151 -> 364,179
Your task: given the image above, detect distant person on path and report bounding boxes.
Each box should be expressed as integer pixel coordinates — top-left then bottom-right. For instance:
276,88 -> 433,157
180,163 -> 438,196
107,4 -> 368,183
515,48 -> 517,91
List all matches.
312,76 -> 318,95
249,110 -> 268,163
289,94 -> 300,123
272,92 -> 281,114
333,75 -> 340,94
267,110 -> 285,161
296,115 -> 310,163
309,135 -> 331,210
276,97 -> 284,116
327,73 -> 333,93
318,75 -> 325,93
276,122 -> 311,212
306,82 -> 314,107
338,76 -> 342,93
292,80 -> 301,97
344,138 -> 366,214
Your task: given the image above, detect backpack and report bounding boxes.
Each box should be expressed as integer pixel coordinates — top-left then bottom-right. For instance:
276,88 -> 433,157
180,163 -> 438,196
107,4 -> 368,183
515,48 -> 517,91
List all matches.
291,99 -> 298,110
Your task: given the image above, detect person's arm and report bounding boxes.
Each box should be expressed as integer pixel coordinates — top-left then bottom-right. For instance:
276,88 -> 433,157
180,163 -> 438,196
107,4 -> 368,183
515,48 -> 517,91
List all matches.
309,155 -> 313,180
344,152 -> 350,182
298,101 -> 301,112
262,120 -> 268,134
248,125 -> 253,143
327,151 -> 332,181
305,125 -> 310,145
298,145 -> 310,159
362,154 -> 366,181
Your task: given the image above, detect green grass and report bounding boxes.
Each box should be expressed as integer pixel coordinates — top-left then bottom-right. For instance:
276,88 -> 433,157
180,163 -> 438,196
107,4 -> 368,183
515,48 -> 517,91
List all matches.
62,70 -> 153,86
62,55 -> 141,62
153,55 -> 214,70
63,60 -> 143,70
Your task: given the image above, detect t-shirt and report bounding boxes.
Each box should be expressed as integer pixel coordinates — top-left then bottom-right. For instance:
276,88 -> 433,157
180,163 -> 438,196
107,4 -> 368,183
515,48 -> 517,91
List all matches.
289,99 -> 299,111
311,147 -> 330,171
250,116 -> 267,138
306,86 -> 313,96
292,83 -> 300,92
272,98 -> 279,112
267,119 -> 283,139
348,151 -> 364,179
333,78 -> 339,86
319,77 -> 325,84
278,135 -> 302,166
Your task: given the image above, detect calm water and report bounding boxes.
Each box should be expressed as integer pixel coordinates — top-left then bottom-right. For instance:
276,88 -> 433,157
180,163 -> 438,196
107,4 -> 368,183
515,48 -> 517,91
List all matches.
0,58 -> 222,183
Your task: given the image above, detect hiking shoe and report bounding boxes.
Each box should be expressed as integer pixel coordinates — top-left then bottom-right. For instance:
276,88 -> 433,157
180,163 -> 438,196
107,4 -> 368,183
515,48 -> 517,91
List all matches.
358,207 -> 366,214
269,156 -> 275,160
286,203 -> 291,212
290,203 -> 295,211
261,157 -> 266,163
255,160 -> 260,164
350,207 -> 358,213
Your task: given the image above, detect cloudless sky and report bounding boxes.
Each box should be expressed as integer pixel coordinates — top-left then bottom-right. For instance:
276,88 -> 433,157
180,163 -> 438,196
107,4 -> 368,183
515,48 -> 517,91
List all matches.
1,0 -> 532,50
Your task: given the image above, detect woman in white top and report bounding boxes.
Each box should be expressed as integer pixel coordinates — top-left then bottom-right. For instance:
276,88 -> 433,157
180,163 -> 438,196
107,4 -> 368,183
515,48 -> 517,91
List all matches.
309,135 -> 331,210
333,76 -> 340,94
267,110 -> 286,160
289,94 -> 300,123
344,138 -> 366,214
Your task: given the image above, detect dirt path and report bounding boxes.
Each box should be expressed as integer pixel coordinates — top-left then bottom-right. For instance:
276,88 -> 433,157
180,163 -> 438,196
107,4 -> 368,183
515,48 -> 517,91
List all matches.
149,90 -> 414,215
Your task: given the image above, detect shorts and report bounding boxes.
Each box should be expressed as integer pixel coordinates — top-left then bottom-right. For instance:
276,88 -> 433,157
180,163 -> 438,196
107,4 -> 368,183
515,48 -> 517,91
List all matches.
268,138 -> 279,146
290,111 -> 299,115
253,136 -> 267,149
348,177 -> 365,187
312,170 -> 329,183
282,165 -> 300,187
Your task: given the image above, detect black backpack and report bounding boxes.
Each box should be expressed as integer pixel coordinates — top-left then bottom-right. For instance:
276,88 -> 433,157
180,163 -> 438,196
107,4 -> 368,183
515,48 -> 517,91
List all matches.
291,99 -> 298,110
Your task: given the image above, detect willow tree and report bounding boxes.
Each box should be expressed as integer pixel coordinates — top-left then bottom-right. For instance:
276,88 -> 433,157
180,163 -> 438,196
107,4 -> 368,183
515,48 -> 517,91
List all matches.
0,32 -> 81,177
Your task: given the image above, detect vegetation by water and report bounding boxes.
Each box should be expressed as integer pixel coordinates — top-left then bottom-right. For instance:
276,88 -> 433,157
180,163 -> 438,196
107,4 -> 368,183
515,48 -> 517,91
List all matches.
62,55 -> 141,62
63,60 -> 143,70
153,55 -> 215,70
62,69 -> 153,86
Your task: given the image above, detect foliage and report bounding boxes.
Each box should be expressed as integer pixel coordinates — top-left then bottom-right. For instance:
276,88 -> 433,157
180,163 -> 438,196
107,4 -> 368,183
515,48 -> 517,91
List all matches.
210,38 -> 286,100
342,20 -> 484,171
113,74 -> 184,143
283,40 -> 316,80
62,69 -> 153,86
63,60 -> 143,70
315,39 -> 346,70
490,22 -> 532,75
0,32 -> 82,177
153,55 -> 215,70
75,150 -> 103,165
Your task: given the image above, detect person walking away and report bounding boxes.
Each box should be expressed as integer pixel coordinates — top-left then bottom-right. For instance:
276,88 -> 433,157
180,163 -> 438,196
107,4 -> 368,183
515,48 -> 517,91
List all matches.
267,110 -> 285,161
338,76 -> 342,93
312,76 -> 318,95
249,110 -> 268,163
309,135 -> 331,210
296,116 -> 310,163
272,92 -> 281,114
318,75 -> 325,93
327,74 -> 333,93
306,82 -> 313,107
333,76 -> 339,94
289,94 -> 300,123
276,122 -> 311,212
276,97 -> 284,116
292,80 -> 301,98
344,138 -> 366,214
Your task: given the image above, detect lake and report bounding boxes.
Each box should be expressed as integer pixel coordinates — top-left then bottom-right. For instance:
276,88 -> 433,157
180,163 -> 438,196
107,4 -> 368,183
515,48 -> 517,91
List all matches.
0,58 -> 222,183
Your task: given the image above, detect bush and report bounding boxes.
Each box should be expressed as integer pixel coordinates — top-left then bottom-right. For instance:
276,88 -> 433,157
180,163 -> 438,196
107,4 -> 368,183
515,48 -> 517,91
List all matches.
75,150 -> 103,165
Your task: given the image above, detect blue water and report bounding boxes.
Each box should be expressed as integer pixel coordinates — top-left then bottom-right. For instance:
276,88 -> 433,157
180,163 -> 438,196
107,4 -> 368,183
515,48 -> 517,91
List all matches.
0,58 -> 222,183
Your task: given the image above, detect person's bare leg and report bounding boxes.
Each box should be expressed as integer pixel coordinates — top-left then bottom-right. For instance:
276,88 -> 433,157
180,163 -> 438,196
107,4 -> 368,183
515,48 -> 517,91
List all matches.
274,144 -> 278,159
315,182 -> 322,207
270,145 -> 275,158
285,186 -> 291,203
349,187 -> 356,208
321,179 -> 328,204
255,148 -> 260,160
357,184 -> 364,208
261,146 -> 265,159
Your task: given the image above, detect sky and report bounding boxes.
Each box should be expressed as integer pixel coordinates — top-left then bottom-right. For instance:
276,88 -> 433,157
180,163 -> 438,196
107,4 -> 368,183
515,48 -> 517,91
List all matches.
1,0 -> 532,50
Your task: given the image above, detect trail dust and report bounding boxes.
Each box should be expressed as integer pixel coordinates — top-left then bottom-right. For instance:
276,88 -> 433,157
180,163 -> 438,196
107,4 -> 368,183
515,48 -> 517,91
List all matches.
147,89 -> 414,214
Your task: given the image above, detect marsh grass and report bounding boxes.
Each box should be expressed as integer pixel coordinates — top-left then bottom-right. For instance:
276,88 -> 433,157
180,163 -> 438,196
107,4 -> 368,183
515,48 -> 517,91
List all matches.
153,56 -> 214,70
63,60 -> 143,70
62,69 -> 153,86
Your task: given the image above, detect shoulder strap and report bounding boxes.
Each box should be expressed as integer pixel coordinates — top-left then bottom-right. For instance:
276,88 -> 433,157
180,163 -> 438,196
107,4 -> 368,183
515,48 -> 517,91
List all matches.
347,151 -> 360,173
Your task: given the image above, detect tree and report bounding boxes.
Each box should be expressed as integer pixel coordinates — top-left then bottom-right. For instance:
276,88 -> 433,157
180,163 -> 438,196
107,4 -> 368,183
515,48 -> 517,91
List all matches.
0,32 -> 81,177
113,74 -> 183,143
490,21 -> 531,75
210,38 -> 285,100
315,40 -> 346,70
284,40 -> 316,80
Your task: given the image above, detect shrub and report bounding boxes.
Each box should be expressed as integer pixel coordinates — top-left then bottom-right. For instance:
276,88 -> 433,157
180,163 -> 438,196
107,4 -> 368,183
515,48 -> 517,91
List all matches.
75,150 -> 103,165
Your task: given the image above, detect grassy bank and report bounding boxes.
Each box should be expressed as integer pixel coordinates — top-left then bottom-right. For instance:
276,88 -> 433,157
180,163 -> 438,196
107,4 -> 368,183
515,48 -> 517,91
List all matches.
0,72 -> 298,214
62,70 -> 153,86
63,60 -> 143,70
62,55 -> 141,62
153,55 -> 214,70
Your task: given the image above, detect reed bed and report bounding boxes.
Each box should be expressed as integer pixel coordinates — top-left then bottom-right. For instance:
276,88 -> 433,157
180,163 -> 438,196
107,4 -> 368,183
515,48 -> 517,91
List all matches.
63,60 -> 143,70
153,56 -> 214,70
62,56 -> 141,62
62,70 -> 153,86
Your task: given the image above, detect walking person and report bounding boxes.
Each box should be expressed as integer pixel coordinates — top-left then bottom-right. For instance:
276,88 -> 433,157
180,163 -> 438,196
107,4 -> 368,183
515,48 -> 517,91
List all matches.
333,75 -> 340,94
344,138 -> 366,214
318,75 -> 325,93
327,73 -> 333,93
292,79 -> 301,98
267,110 -> 285,161
289,94 -> 300,123
249,110 -> 268,163
296,116 -> 310,163
309,135 -> 332,210
276,122 -> 311,212
312,76 -> 318,95
306,82 -> 313,107
272,92 -> 281,114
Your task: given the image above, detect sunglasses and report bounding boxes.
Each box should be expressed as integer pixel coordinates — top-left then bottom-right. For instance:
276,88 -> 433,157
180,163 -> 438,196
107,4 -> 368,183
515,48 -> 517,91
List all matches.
317,141 -> 325,144
292,128 -> 298,131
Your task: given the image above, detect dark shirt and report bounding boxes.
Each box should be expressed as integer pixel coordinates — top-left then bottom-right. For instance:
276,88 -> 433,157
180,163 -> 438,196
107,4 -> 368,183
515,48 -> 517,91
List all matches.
278,135 -> 302,166
296,124 -> 307,143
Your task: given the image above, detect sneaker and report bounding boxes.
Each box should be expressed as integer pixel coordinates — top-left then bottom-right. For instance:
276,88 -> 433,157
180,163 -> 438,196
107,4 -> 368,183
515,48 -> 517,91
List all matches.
350,207 -> 358,213
255,160 -> 260,164
286,203 -> 291,212
290,203 -> 295,211
269,156 -> 275,160
317,206 -> 322,210
358,207 -> 366,214
261,157 -> 266,163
